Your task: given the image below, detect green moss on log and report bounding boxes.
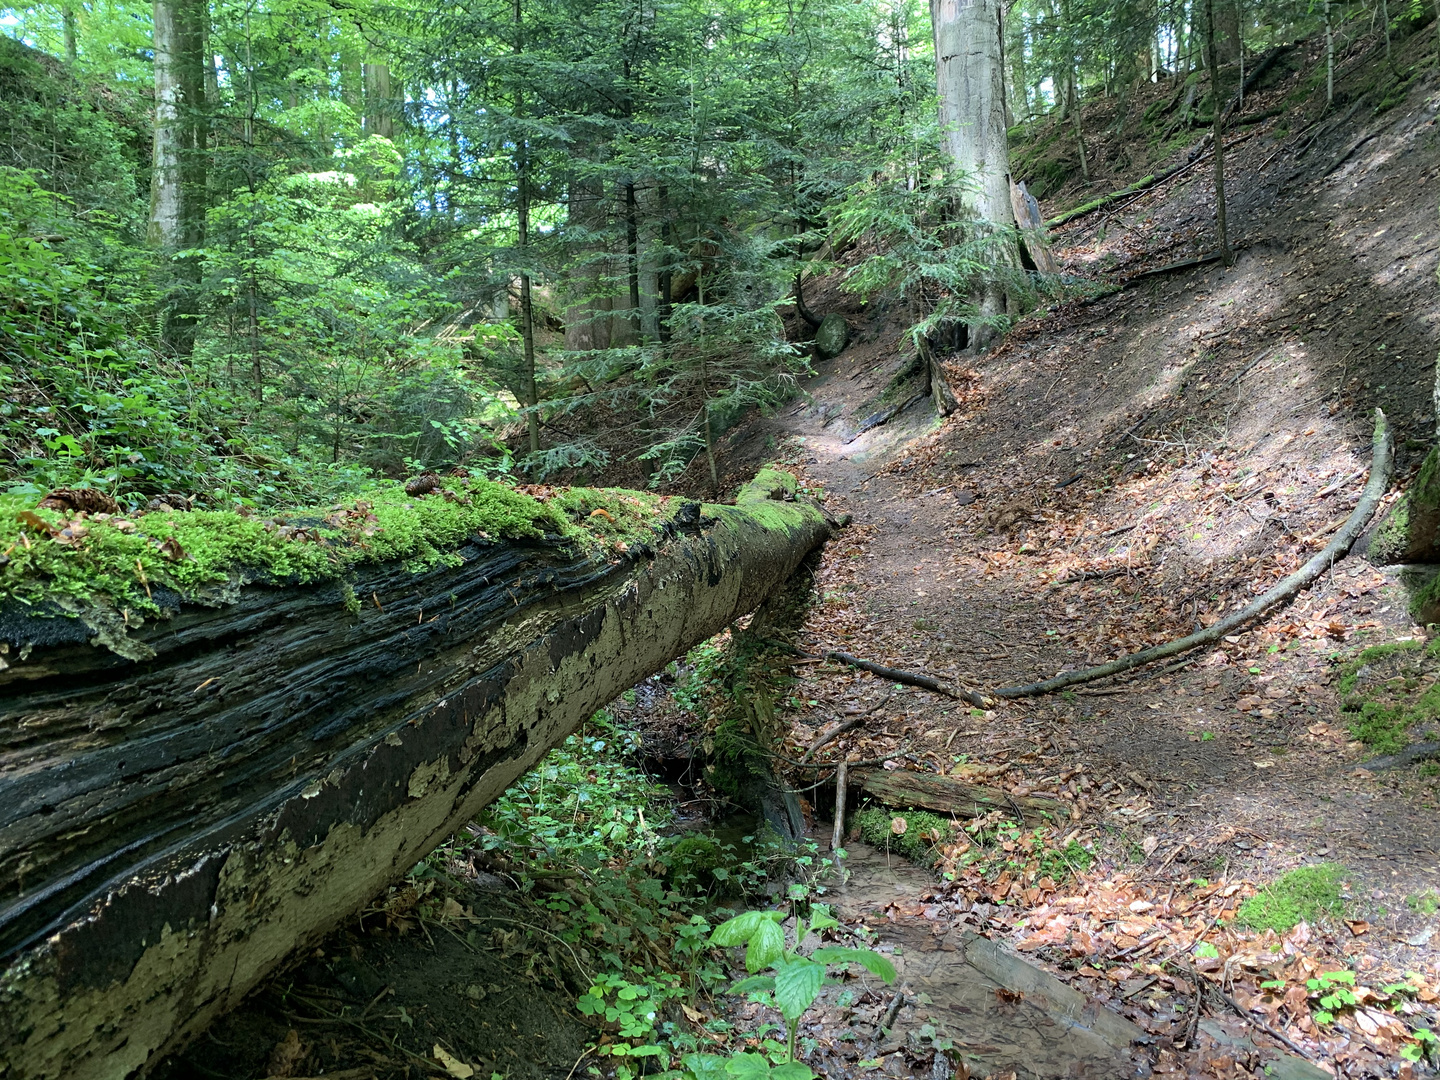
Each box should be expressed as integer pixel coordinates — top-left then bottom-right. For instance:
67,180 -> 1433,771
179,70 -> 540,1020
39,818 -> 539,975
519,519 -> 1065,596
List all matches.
0,478 -> 668,619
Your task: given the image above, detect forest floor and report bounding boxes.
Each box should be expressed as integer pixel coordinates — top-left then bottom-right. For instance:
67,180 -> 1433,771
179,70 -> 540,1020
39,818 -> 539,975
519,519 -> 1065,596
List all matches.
158,28 -> 1440,1080
729,26 -> 1440,1080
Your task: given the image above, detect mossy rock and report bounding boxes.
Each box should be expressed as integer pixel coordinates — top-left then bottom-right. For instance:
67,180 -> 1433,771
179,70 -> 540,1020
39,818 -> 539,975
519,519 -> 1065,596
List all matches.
1334,638 -> 1440,753
1367,446 -> 1440,566
815,312 -> 850,360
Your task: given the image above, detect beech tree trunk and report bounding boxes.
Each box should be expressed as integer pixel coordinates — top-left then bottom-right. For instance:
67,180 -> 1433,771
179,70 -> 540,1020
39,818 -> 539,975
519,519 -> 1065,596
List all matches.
149,0 -> 206,356
362,61 -> 394,139
930,0 -> 1020,350
0,472 -> 833,1080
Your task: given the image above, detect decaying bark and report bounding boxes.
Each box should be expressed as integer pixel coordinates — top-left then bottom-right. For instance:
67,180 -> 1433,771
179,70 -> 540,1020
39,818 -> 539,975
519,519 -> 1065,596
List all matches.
853,769 -> 1065,826
0,472 -> 831,1080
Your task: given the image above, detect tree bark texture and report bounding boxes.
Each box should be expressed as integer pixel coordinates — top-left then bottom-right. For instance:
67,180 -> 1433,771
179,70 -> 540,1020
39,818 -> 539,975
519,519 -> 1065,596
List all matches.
853,769 -> 1065,825
149,0 -> 206,356
0,475 -> 832,1080
930,0 -> 1017,349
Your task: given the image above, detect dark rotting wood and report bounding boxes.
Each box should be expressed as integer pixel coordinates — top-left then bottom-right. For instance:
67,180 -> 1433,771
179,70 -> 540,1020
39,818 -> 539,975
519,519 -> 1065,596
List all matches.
852,768 -> 1065,826
0,470 -> 833,1080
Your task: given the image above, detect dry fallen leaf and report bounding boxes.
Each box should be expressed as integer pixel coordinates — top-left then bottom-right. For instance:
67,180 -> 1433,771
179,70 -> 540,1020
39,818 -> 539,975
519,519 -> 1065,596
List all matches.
433,1044 -> 474,1079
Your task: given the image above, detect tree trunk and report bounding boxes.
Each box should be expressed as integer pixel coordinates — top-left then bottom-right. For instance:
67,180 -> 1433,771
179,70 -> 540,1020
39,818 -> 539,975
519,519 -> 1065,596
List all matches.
0,472 -> 833,1080
514,0 -> 539,457
61,4 -> 77,62
930,0 -> 1019,350
1203,0 -> 1232,265
1326,1 -> 1335,107
362,61 -> 393,139
149,0 -> 206,357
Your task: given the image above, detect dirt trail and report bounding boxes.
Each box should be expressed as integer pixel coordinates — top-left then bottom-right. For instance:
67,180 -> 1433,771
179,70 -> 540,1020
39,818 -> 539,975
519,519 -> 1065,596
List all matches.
755,48 -> 1440,1080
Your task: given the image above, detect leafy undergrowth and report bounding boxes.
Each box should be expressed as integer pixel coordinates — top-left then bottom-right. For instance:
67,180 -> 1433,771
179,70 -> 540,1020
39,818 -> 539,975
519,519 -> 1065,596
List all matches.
0,479 -> 664,618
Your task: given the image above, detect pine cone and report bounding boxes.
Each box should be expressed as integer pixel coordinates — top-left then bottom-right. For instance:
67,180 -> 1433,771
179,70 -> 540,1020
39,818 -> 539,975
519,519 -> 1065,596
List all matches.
404,472 -> 441,497
38,488 -> 120,516
447,466 -> 471,478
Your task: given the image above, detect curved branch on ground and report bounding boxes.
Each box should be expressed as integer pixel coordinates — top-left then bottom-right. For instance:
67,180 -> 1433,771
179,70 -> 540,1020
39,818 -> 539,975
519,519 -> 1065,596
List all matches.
988,409 -> 1393,700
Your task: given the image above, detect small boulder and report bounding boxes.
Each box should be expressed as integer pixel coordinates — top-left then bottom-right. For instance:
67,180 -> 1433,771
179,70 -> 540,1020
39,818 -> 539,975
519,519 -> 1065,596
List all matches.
814,312 -> 850,359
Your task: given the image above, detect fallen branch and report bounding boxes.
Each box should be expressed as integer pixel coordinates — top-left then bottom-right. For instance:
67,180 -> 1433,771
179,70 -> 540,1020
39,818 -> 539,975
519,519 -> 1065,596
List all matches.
819,649 -> 990,708
989,410 -> 1392,699
801,692 -> 893,762
846,391 -> 929,443
802,716 -> 865,763
1122,251 -> 1223,286
1215,985 -> 1318,1062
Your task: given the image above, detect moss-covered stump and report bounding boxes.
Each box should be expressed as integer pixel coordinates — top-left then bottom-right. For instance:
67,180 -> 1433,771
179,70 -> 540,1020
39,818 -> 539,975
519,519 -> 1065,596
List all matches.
1367,446 -> 1440,568
0,469 -> 831,1080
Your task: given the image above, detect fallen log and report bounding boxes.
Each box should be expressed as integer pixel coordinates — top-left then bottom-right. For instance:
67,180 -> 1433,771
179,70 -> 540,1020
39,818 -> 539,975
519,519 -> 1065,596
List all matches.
0,469 -> 832,1080
852,768 -> 1065,826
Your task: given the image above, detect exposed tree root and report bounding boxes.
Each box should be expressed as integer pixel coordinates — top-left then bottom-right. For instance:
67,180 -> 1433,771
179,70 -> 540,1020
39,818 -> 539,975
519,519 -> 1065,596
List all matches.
988,410 -> 1393,700
1363,742 -> 1440,770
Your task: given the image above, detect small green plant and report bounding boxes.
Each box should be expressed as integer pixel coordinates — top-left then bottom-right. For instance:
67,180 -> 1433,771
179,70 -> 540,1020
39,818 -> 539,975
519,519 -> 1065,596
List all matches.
1407,890 -> 1439,915
707,904 -> 896,1065
1235,864 -> 1347,933
1402,1027 -> 1438,1064
1306,970 -> 1358,1025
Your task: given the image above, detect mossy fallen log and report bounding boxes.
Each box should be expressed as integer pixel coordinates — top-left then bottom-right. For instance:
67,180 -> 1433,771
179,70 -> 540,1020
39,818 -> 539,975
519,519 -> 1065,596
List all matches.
0,469 -> 832,1080
853,768 -> 1066,826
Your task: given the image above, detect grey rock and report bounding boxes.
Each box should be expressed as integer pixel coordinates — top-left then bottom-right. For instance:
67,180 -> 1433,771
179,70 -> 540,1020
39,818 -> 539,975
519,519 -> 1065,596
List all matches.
815,312 -> 850,359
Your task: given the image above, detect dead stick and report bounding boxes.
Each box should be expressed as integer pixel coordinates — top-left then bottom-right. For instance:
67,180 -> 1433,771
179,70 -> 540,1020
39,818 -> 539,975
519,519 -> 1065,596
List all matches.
802,691 -> 892,763
990,409 -> 1392,700
1215,986 -> 1317,1061
803,716 -> 865,764
821,650 -> 989,708
831,761 -> 848,852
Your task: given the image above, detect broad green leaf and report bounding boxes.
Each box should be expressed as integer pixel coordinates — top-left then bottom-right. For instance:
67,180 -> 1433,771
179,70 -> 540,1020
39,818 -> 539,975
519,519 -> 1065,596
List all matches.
773,958 -> 825,1021
682,1053 -> 730,1080
807,904 -> 839,934
810,947 -> 897,983
724,1052 -> 773,1080
727,975 -> 777,996
711,910 -> 766,946
746,918 -> 786,973
771,1064 -> 816,1080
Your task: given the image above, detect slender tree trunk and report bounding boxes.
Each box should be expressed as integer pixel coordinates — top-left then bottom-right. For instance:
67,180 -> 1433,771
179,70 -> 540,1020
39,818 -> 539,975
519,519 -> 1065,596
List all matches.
930,0 -> 1019,350
150,0 -> 206,357
1326,1 -> 1335,108
1072,103 -> 1090,182
61,5 -> 77,62
625,181 -> 642,339
1381,0 -> 1392,67
515,0 -> 540,457
1203,0 -> 1232,266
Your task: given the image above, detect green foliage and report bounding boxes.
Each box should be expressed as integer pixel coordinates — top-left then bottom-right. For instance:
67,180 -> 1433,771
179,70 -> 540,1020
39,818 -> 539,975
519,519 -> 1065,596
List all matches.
1306,969 -> 1358,1025
709,903 -> 894,1063
1235,864 -> 1347,933
477,712 -> 671,867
